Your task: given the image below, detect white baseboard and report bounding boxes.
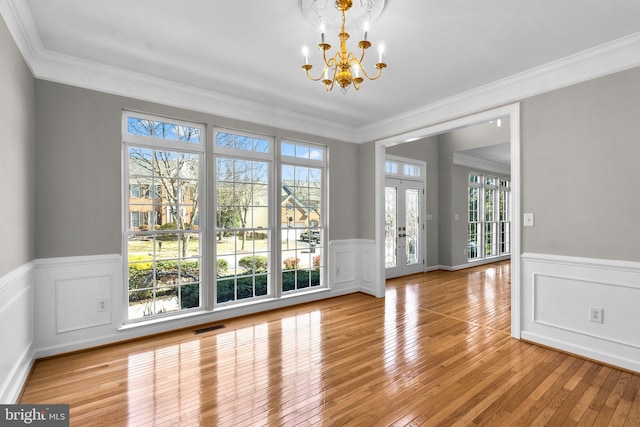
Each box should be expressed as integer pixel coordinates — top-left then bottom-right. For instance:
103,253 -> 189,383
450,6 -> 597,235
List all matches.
437,255 -> 511,271
0,347 -> 35,404
521,331 -> 640,373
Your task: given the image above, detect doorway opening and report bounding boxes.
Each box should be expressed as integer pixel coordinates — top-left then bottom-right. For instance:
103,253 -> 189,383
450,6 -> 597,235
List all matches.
385,175 -> 425,278
373,103 -> 521,339
383,155 -> 426,278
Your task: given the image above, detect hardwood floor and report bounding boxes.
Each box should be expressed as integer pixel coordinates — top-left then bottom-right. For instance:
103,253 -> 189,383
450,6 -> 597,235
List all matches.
19,261 -> 640,426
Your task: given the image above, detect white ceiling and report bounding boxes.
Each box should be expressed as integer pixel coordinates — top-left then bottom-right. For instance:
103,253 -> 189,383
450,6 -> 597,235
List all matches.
3,0 -> 640,142
459,143 -> 510,167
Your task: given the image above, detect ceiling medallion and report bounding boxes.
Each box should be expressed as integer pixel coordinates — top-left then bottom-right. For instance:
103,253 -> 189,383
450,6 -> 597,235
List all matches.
300,0 -> 387,93
300,0 -> 386,32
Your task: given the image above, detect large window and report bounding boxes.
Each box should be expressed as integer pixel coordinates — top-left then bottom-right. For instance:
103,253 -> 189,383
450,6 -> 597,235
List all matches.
281,141 -> 326,293
468,173 -> 511,262
124,113 -> 204,321
214,131 -> 272,304
124,113 -> 328,322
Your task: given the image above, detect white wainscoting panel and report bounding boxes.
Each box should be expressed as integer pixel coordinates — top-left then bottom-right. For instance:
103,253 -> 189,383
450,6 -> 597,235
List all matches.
359,240 -> 377,295
0,262 -> 35,403
56,275 -> 112,333
522,253 -> 640,373
30,240 -> 379,358
34,254 -> 123,357
329,239 -> 377,295
334,249 -> 356,284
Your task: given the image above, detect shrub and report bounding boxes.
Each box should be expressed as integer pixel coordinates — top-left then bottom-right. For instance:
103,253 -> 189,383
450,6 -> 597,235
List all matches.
255,274 -> 268,296
239,255 -> 268,273
157,222 -> 177,230
129,261 -> 200,308
217,279 -> 235,303
217,258 -> 229,276
296,269 -> 310,289
283,257 -> 300,270
237,277 -> 254,299
129,254 -> 153,271
180,283 -> 199,309
282,270 -> 296,292
157,222 -> 177,241
310,269 -> 320,286
282,269 -> 321,292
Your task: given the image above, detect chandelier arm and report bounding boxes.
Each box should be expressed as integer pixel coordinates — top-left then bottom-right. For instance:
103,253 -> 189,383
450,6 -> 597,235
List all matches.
321,45 -> 332,67
357,46 -> 367,66
357,63 -> 384,81
302,65 -> 328,82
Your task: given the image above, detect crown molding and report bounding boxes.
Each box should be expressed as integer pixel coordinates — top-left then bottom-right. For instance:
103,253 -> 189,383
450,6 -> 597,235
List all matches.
3,0 -> 640,144
33,49 -> 361,142
0,0 -> 41,71
362,32 -> 640,143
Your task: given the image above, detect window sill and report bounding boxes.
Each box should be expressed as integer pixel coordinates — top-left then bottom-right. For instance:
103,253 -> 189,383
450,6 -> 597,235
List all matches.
119,308 -> 208,331
119,287 -> 331,331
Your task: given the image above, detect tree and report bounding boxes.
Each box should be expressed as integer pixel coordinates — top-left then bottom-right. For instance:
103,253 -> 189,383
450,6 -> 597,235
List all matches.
128,118 -> 201,259
216,158 -> 268,251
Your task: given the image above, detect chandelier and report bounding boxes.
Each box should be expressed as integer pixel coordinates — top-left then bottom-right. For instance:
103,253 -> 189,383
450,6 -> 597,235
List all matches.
301,0 -> 386,93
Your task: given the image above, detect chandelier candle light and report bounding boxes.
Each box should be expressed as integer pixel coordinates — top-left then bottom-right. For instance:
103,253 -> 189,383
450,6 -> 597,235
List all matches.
301,0 -> 386,93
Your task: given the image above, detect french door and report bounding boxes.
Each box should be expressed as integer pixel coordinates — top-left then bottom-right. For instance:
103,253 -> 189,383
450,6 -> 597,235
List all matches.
385,177 -> 425,278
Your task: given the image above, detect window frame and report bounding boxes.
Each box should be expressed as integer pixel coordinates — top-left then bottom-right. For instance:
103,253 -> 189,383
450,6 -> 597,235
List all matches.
123,113 -> 331,323
385,155 -> 422,180
467,172 -> 511,262
123,111 -> 206,323
213,128 -> 275,306
279,139 -> 328,296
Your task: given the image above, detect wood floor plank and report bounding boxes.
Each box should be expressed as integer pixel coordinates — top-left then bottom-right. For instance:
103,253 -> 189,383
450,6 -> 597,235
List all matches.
18,261 -> 640,426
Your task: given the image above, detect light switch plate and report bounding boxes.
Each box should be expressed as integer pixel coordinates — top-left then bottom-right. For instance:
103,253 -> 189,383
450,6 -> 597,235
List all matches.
524,213 -> 534,227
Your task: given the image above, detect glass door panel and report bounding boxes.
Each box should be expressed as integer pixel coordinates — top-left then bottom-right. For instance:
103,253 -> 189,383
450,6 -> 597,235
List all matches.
385,186 -> 397,269
385,178 -> 424,278
405,188 -> 420,266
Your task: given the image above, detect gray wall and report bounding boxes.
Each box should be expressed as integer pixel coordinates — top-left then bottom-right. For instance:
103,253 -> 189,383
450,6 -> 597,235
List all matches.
34,81 -> 360,258
521,66 -> 640,262
357,143 -> 376,240
0,15 -> 35,276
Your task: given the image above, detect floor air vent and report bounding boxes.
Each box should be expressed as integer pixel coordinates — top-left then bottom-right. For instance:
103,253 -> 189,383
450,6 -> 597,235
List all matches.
194,324 -> 226,335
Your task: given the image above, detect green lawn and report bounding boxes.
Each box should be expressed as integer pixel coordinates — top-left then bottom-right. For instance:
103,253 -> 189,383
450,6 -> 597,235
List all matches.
127,235 -> 270,261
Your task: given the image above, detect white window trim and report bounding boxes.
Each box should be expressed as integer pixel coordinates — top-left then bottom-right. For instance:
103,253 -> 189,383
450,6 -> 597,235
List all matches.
279,138 -> 328,297
122,114 -> 330,324
385,154 -> 424,181
467,171 -> 511,262
123,111 -> 206,324
123,111 -> 204,149
213,128 -> 275,306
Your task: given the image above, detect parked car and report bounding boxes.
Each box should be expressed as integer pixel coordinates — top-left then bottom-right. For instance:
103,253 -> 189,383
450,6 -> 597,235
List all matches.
299,230 -> 320,244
